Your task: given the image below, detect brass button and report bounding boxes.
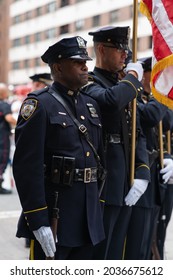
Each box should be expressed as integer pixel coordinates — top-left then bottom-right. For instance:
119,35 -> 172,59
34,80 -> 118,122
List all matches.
86,152 -> 90,157
80,115 -> 85,120
62,122 -> 66,126
54,169 -> 58,173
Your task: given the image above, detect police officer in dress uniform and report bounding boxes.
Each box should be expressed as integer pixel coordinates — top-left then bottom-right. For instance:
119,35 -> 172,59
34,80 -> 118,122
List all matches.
29,73 -> 52,91
82,26 -> 150,259
24,72 -> 53,248
156,109 -> 173,259
124,57 -> 173,259
13,36 -> 105,260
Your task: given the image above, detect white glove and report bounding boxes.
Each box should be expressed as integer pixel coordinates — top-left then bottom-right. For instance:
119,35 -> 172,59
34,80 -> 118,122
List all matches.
125,62 -> 144,81
160,158 -> 173,184
125,179 -> 148,206
33,226 -> 56,258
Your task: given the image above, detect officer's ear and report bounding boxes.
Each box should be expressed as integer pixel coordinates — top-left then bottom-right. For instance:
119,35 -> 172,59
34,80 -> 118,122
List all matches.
52,62 -> 62,74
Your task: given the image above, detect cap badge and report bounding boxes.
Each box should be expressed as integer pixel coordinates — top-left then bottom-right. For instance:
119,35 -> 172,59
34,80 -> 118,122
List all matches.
76,36 -> 86,48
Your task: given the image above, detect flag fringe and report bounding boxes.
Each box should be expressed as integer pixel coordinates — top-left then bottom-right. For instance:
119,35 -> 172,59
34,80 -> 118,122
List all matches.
152,54 -> 173,75
151,86 -> 173,109
139,1 -> 152,21
151,54 -> 173,109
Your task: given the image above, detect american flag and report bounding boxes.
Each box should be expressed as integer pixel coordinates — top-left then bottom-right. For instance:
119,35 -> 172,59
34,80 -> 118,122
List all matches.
140,0 -> 173,109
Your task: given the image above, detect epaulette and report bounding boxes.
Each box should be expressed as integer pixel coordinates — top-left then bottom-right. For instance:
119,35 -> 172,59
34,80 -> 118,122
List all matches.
28,86 -> 48,96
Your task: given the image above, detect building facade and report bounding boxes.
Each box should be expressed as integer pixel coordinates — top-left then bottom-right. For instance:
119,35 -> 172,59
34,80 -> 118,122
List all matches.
0,0 -> 10,83
4,0 -> 152,85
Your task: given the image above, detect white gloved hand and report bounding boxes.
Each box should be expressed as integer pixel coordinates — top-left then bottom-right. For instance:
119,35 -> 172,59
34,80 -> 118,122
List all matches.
160,158 -> 173,184
125,179 -> 148,206
125,62 -> 144,81
33,226 -> 56,258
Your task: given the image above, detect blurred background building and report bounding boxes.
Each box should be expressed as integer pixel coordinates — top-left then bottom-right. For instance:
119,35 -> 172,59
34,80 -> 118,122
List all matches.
0,0 -> 152,87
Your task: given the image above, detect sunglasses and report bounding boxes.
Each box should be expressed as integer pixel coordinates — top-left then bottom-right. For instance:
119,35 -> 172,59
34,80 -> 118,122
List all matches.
103,45 -> 128,54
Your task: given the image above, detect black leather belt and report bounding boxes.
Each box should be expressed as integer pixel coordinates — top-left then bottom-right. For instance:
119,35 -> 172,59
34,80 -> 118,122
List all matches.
74,167 -> 97,183
107,133 -> 121,144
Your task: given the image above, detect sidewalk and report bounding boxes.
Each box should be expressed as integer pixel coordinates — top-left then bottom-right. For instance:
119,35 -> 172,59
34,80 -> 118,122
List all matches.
0,164 -> 173,260
165,216 -> 173,259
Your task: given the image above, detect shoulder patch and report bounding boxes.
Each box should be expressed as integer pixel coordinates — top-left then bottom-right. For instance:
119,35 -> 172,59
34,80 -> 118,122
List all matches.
20,99 -> 38,120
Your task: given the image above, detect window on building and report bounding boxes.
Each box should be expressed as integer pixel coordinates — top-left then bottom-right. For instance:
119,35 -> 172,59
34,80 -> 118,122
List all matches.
60,24 -> 69,35
13,15 -> 21,24
34,57 -> 41,67
110,10 -> 119,22
60,0 -> 69,7
149,36 -> 152,49
75,19 -> 84,31
36,7 -> 42,17
25,11 -> 32,20
12,61 -> 20,70
13,38 -> 21,47
34,32 -> 42,42
46,1 -> 57,13
24,35 -> 30,45
45,28 -> 57,39
92,15 -> 100,27
24,59 -> 30,68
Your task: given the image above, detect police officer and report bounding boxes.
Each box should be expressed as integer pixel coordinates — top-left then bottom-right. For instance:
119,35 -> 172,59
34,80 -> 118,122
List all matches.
156,109 -> 173,259
82,26 -> 150,259
26,72 -> 52,248
0,83 -> 16,194
13,36 -> 105,260
29,73 -> 52,91
124,57 -> 173,259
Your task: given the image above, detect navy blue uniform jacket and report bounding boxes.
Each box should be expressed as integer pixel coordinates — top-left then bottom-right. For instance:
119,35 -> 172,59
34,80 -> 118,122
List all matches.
137,95 -> 168,207
82,68 -> 150,206
13,82 -> 105,247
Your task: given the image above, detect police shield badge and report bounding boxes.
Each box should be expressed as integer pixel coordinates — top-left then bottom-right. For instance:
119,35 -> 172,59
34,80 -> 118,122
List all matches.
21,99 -> 38,120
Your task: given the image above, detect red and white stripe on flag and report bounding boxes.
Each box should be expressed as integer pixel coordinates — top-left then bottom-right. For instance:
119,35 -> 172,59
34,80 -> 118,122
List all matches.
140,0 -> 173,109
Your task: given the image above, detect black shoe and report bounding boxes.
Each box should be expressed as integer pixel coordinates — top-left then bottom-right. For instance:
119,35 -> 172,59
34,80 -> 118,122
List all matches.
0,187 -> 12,194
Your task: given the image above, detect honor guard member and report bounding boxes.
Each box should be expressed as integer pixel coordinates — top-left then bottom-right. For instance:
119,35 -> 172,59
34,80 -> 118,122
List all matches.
124,57 -> 173,259
156,109 -> 173,259
82,26 -> 150,259
13,36 -> 106,260
29,73 -> 52,91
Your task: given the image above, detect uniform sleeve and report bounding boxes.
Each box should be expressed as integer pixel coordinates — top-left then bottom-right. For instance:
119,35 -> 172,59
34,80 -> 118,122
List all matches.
138,98 -> 167,128
135,107 -> 151,181
162,109 -> 173,133
13,98 -> 49,231
83,74 -> 143,110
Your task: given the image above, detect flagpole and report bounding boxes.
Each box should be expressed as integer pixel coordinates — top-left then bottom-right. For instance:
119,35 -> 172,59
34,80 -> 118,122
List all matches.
130,0 -> 138,186
167,130 -> 171,154
159,121 -> 164,169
